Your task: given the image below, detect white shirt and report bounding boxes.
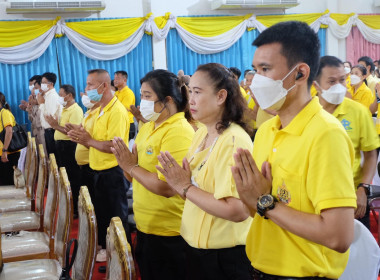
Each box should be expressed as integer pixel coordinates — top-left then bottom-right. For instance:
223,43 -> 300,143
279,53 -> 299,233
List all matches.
39,88 -> 62,129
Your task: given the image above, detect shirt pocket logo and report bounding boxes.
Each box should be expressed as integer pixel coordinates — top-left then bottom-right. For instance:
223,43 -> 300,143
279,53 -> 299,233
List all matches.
146,145 -> 153,155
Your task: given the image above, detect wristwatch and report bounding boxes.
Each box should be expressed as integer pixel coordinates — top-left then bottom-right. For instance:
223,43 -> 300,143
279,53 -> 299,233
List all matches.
257,194 -> 278,219
2,148 -> 7,152
357,183 -> 371,196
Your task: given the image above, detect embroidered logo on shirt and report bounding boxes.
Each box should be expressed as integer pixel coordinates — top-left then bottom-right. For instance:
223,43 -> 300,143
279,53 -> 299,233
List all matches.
146,145 -> 153,155
277,181 -> 291,205
341,119 -> 352,131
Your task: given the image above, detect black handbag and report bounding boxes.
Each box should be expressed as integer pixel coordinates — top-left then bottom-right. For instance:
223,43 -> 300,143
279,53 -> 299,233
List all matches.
59,238 -> 78,280
0,109 -> 28,152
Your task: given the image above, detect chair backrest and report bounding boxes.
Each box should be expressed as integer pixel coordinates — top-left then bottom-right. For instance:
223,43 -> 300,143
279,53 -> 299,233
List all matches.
43,154 -> 59,238
35,144 -> 47,215
54,167 -> 73,267
72,186 -> 97,280
23,132 -> 32,181
339,220 -> 380,280
25,138 -> 38,197
106,217 -> 136,280
369,197 -> 380,245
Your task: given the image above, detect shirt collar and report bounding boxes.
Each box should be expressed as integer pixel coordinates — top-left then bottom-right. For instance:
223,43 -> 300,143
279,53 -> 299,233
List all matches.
332,98 -> 348,118
148,112 -> 186,131
102,96 -> 118,113
271,97 -> 322,136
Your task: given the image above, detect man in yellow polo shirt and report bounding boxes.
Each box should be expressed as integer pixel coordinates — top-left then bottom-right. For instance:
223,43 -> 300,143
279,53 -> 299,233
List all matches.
67,69 -> 130,260
45,84 -> 83,216
315,55 -> 379,229
358,56 -> 379,114
232,21 -> 356,279
114,70 -> 136,140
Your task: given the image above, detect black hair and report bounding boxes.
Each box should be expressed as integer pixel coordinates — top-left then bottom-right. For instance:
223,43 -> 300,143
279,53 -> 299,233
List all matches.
41,72 -> 57,86
111,80 -> 115,87
243,69 -> 251,77
60,84 -> 76,99
140,69 -> 192,123
358,56 -> 375,73
352,64 -> 368,86
0,92 -> 11,111
115,70 -> 128,80
315,56 -> 344,82
29,75 -> 41,83
253,21 -> 320,88
344,61 -> 352,69
34,76 -> 42,86
229,67 -> 241,79
195,63 -> 248,134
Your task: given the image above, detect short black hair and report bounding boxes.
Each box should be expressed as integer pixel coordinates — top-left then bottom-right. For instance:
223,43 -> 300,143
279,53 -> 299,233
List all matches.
115,70 -> 128,80
253,21 -> 320,88
229,67 -> 241,79
34,76 -> 42,86
29,75 -> 41,83
358,56 -> 375,73
60,84 -> 76,99
41,72 -> 57,86
315,56 -> 344,82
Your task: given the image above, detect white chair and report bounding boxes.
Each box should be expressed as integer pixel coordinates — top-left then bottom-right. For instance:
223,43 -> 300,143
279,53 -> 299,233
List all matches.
0,144 -> 46,213
0,153 -> 57,233
106,217 -> 136,280
71,186 -> 97,280
339,220 -> 380,280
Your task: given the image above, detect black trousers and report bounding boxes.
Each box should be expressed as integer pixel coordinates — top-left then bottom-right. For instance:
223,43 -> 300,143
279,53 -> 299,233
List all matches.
136,230 -> 186,280
0,152 -> 20,185
55,140 -> 81,215
357,204 -> 370,229
44,128 -> 56,157
129,122 -> 136,140
93,165 -> 130,248
79,164 -> 95,202
185,244 -> 254,280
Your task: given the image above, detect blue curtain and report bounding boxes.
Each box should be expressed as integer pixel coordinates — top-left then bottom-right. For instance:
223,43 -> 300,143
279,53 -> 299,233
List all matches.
167,28 -> 327,78
56,36 -> 153,108
0,40 -> 59,128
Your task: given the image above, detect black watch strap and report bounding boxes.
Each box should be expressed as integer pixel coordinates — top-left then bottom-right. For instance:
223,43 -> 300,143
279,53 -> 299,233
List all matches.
357,183 -> 370,196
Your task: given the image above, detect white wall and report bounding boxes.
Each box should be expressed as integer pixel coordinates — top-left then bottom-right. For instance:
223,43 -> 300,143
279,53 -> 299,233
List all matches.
0,0 -> 379,68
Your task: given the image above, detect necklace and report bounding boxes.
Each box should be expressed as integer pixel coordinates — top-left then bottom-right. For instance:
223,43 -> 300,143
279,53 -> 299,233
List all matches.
189,133 -> 219,171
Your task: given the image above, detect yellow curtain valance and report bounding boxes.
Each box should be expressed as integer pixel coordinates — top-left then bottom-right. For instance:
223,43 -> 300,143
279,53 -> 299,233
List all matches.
0,18 -> 56,47
257,11 -> 327,28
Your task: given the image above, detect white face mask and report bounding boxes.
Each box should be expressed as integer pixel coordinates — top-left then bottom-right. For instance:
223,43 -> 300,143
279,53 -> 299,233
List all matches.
344,67 -> 351,74
250,64 -> 298,110
29,85 -> 34,92
350,75 -> 361,85
317,82 -> 346,105
81,95 -> 94,109
41,83 -> 49,92
140,99 -> 163,122
58,96 -> 67,107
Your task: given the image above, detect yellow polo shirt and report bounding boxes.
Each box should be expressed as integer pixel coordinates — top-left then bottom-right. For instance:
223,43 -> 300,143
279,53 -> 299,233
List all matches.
350,82 -> 374,109
377,104 -> 380,134
54,103 -> 83,141
115,86 -> 135,124
133,112 -> 194,236
247,97 -> 357,278
181,123 -> 253,249
89,97 -> 129,171
240,86 -> 248,99
310,84 -> 318,97
333,98 -> 379,186
366,74 -> 378,97
75,108 -> 98,166
0,109 -> 16,156
245,94 -> 257,130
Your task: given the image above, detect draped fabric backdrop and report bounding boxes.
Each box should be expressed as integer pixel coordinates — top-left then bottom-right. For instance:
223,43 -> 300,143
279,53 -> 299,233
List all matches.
346,26 -> 380,65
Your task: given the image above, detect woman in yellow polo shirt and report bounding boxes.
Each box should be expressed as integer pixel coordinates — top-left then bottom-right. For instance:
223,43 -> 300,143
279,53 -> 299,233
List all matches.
349,64 -> 374,109
157,63 -> 253,280
112,70 -> 194,280
0,92 -> 20,186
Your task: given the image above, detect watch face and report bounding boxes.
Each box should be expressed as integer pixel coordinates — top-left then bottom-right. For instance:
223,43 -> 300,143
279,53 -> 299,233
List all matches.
259,195 -> 274,207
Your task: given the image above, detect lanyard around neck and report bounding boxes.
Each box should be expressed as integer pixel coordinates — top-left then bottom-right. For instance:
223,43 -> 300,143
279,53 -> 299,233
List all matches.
189,134 -> 219,171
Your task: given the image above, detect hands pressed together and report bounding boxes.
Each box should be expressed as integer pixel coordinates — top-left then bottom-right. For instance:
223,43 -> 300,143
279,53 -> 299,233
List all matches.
66,124 -> 92,146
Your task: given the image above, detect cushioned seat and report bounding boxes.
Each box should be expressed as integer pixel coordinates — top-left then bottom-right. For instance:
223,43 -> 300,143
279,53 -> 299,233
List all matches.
0,259 -> 61,280
0,188 -> 26,199
1,231 -> 49,259
0,198 -> 31,213
0,211 -> 40,233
